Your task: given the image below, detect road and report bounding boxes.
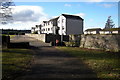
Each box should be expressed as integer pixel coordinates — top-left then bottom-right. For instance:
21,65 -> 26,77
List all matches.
11,35 -> 97,80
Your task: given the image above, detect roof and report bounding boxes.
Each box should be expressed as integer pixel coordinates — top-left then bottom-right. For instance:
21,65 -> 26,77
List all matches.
85,28 -> 102,31
43,21 -> 47,23
102,28 -> 120,31
49,17 -> 59,21
61,14 -> 83,20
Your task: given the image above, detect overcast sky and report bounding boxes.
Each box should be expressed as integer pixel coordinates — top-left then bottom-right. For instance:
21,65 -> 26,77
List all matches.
0,1 -> 118,30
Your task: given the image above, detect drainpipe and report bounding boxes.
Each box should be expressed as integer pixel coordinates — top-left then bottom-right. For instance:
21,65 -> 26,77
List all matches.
61,17 -> 63,46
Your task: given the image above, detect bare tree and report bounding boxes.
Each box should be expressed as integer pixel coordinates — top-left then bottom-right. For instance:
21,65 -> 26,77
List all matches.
0,0 -> 15,24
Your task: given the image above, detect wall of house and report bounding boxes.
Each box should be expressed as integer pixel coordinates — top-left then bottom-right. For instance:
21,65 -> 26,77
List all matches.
57,15 -> 66,35
80,34 -> 120,52
41,21 -> 53,34
66,18 -> 83,35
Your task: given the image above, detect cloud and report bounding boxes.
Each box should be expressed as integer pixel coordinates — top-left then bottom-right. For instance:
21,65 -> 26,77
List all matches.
100,3 -> 116,8
75,13 -> 85,18
0,6 -> 49,29
64,4 -> 71,7
12,6 -> 48,22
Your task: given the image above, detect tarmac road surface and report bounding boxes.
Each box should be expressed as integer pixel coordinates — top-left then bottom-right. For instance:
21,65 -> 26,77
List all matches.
11,35 -> 97,80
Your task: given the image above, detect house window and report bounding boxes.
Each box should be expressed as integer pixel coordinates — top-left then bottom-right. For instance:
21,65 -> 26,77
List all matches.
62,19 -> 64,23
48,28 -> 50,31
46,28 -> 47,31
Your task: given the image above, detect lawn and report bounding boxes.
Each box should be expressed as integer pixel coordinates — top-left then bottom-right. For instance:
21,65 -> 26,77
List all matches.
2,48 -> 33,80
56,47 -> 120,80
9,35 -> 16,38
0,34 -> 16,39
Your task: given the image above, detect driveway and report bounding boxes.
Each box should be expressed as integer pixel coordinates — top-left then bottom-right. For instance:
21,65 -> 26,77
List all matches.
10,35 -> 50,47
11,35 -> 97,80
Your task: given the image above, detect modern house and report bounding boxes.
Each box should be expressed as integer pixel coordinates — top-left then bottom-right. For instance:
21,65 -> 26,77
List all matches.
57,14 -> 83,35
84,28 -> 102,34
32,14 -> 84,35
100,28 -> 120,34
41,17 -> 59,34
84,28 -> 120,34
31,27 -> 35,33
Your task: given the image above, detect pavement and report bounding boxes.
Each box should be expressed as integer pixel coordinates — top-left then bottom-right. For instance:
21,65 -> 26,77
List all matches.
11,35 -> 97,80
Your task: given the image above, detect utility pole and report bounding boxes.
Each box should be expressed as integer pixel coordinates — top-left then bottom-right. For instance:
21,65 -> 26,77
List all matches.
0,0 -> 15,24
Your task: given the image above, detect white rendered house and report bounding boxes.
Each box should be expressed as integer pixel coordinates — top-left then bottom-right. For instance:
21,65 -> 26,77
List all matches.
32,14 -> 84,35
41,17 -> 59,34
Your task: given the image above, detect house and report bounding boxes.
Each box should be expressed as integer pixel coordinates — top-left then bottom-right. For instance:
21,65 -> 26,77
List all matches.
84,28 -> 120,35
41,17 -> 59,34
84,28 -> 102,34
100,28 -> 120,34
32,14 -> 84,35
31,27 -> 35,33
57,14 -> 83,35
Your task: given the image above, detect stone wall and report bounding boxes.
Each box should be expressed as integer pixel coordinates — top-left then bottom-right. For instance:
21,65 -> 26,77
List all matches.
80,34 -> 120,52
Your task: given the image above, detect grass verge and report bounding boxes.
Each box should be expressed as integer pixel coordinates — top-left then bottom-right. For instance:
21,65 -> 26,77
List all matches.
1,34 -> 16,38
2,48 -> 33,80
9,35 -> 16,38
56,47 -> 120,80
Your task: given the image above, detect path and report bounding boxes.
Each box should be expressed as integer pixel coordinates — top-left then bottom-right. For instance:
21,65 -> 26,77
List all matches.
11,35 -> 97,80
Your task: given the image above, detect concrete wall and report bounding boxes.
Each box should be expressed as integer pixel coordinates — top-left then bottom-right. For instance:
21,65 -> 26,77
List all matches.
26,34 -> 69,43
80,34 -> 120,52
26,34 -> 46,42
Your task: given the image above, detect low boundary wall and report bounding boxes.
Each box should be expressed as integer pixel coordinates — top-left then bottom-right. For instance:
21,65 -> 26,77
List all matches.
26,34 -> 46,42
26,34 -> 69,43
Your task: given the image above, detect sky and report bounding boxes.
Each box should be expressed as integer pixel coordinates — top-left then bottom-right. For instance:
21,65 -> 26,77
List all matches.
0,1 -> 118,30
